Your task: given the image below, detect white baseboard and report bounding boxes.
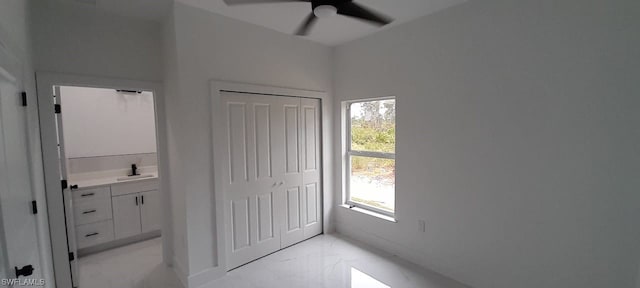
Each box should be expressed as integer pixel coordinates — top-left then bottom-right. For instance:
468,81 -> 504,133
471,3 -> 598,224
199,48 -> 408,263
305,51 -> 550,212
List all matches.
335,221 -> 472,288
188,266 -> 225,288
173,257 -> 188,288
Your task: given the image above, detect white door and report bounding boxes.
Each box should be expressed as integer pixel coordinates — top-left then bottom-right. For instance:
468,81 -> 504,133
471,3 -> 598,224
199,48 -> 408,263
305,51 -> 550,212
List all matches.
140,190 -> 161,233
300,98 -> 322,239
222,92 -> 282,269
112,193 -> 141,239
53,86 -> 79,287
278,96 -> 306,248
0,68 -> 42,281
222,92 -> 322,269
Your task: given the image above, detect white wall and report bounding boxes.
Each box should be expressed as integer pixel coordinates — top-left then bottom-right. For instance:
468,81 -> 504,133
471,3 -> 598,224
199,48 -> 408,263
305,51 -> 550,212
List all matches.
60,86 -> 157,158
165,2 -> 333,285
29,2 -> 167,283
162,9 -> 188,282
0,0 -> 54,285
31,0 -> 163,82
333,1 -> 640,288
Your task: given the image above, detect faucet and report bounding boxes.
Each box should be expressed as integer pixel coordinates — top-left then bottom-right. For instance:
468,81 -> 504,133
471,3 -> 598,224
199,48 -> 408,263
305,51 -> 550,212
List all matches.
129,164 -> 139,176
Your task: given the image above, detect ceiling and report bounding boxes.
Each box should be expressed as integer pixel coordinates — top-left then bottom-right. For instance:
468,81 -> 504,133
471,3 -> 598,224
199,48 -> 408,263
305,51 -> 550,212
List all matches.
58,0 -> 468,45
177,0 -> 468,46
60,0 -> 172,21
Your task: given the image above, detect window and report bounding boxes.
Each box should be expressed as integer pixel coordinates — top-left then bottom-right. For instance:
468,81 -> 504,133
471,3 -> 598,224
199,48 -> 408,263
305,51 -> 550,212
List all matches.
345,98 -> 396,217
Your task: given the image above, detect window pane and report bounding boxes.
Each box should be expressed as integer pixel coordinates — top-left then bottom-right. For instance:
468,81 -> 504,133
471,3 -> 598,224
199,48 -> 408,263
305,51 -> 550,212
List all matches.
350,155 -> 395,212
350,100 -> 395,153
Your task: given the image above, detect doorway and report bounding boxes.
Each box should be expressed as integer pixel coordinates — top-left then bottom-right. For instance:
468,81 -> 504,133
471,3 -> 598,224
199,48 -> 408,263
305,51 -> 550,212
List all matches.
36,73 -> 171,288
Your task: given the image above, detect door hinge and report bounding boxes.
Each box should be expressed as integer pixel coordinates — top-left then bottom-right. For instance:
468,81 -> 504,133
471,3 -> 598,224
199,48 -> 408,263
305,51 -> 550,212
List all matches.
61,179 -> 68,190
31,200 -> 38,214
54,104 -> 61,114
15,265 -> 34,278
68,252 -> 75,261
21,92 -> 27,107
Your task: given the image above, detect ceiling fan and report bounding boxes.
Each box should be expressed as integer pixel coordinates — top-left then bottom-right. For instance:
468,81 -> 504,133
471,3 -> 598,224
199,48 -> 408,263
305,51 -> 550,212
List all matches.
222,0 -> 394,36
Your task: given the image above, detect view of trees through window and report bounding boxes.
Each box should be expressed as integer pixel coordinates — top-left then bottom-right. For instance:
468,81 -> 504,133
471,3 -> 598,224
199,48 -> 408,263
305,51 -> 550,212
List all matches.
349,99 -> 396,213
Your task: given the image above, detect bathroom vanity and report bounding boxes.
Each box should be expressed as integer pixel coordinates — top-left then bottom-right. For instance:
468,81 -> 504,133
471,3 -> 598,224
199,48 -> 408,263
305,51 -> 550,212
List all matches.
69,176 -> 161,254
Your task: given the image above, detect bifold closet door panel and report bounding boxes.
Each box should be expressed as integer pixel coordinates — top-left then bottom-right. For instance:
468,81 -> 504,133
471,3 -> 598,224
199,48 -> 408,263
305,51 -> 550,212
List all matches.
301,98 -> 322,239
222,92 -> 281,270
278,96 -> 306,248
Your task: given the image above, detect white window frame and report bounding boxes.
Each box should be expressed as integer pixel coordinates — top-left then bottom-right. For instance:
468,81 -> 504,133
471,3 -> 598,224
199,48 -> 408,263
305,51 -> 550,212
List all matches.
344,97 -> 396,218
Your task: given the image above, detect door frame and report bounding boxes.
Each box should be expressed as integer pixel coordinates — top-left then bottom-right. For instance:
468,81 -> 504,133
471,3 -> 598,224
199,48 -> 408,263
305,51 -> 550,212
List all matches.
210,80 -> 333,274
36,72 -> 172,288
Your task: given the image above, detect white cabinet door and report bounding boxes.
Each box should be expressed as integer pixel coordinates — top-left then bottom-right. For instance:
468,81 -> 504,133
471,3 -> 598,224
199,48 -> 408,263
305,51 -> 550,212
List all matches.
140,190 -> 161,233
112,193 -> 141,239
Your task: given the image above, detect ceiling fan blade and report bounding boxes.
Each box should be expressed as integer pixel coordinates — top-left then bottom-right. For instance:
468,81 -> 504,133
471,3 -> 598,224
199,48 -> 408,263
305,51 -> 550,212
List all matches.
295,13 -> 317,36
337,2 -> 393,26
223,0 -> 309,5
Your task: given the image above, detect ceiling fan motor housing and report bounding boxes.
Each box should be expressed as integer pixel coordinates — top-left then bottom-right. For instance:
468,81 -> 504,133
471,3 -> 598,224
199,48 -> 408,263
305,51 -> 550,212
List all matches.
311,0 -> 351,10
223,0 -> 393,36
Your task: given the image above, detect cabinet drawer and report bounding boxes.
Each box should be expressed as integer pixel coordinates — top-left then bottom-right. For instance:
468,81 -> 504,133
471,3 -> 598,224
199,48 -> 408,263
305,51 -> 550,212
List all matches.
111,179 -> 158,197
76,220 -> 114,249
72,186 -> 111,202
73,197 -> 112,225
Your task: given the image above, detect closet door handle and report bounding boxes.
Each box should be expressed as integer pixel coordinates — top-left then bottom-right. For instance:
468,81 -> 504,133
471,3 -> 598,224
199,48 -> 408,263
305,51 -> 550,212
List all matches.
278,181 -> 284,186
135,196 -> 139,206
82,209 -> 97,214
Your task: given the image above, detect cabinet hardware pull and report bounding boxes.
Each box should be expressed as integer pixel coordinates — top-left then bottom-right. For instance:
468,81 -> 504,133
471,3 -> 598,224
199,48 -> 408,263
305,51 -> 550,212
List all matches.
85,232 -> 99,237
81,193 -> 95,197
135,196 -> 138,206
82,209 -> 97,214
141,195 -> 144,205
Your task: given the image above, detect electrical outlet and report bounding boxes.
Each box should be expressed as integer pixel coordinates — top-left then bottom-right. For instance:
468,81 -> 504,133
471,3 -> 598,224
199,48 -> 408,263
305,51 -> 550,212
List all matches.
418,220 -> 426,233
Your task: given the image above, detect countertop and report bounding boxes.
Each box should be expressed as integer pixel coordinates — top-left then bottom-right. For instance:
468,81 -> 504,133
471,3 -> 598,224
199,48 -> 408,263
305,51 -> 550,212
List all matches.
69,172 -> 158,189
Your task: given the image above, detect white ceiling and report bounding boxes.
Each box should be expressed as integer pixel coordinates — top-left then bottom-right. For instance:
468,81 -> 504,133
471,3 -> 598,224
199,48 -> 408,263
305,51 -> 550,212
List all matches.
177,0 -> 468,46
60,0 -> 172,21
58,0 -> 467,45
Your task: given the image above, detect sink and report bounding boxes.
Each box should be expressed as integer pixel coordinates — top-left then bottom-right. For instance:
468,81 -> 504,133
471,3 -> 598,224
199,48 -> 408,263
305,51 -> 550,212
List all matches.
116,174 -> 154,181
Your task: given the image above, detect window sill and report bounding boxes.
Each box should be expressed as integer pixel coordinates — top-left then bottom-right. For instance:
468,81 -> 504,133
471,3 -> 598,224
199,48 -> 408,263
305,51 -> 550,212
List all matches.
339,204 -> 397,223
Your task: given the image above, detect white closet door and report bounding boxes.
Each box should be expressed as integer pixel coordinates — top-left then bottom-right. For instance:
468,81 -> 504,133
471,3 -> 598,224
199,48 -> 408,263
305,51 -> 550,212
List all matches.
300,98 -> 322,239
223,92 -> 281,270
278,96 -> 306,248
222,92 -> 322,269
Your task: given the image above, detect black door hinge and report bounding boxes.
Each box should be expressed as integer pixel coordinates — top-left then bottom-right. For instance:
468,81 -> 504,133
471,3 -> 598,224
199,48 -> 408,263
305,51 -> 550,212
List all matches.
21,92 -> 27,107
15,265 -> 34,278
55,104 -> 61,114
31,201 -> 37,214
68,252 -> 75,261
61,179 -> 68,190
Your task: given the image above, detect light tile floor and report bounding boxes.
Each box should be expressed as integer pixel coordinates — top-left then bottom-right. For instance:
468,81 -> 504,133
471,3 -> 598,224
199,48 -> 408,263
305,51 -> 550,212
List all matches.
78,237 -> 181,288
79,234 -> 469,288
